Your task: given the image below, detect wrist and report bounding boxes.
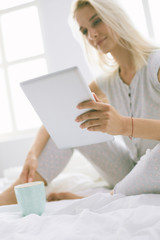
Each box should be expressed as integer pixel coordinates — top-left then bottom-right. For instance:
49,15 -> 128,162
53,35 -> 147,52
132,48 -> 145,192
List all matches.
26,151 -> 37,161
122,116 -> 133,136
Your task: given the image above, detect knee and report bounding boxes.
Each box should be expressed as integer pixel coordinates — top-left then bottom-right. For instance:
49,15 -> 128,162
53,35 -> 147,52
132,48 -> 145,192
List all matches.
138,143 -> 160,178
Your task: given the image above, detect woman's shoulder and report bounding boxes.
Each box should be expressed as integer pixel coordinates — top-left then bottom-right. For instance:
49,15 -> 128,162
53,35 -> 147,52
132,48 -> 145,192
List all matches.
147,50 -> 160,90
147,50 -> 160,66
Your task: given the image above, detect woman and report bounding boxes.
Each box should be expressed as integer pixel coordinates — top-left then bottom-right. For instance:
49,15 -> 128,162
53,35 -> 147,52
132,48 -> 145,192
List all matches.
71,0 -> 160,195
0,0 -> 160,205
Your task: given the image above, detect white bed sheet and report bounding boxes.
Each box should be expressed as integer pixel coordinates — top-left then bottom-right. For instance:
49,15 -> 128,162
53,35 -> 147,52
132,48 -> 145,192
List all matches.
1,166 -> 160,240
1,192 -> 160,239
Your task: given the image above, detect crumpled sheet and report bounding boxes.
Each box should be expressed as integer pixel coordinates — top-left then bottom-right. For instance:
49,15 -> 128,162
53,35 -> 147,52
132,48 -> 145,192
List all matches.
1,192 -> 160,240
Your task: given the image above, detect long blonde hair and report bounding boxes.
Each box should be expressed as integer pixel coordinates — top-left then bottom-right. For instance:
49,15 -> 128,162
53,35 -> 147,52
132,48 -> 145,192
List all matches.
69,0 -> 159,75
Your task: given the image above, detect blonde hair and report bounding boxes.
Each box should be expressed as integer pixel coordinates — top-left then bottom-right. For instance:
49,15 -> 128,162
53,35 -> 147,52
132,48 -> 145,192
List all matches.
69,0 -> 159,75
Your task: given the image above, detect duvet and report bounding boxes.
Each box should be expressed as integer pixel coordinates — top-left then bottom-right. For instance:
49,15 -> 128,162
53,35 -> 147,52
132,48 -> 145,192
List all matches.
0,192 -> 160,240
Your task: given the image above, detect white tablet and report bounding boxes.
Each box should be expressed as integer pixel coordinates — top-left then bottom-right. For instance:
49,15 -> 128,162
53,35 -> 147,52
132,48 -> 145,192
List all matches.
20,66 -> 114,149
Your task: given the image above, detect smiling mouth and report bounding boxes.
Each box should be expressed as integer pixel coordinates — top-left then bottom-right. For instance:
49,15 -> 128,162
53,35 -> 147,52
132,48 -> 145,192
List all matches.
97,37 -> 107,46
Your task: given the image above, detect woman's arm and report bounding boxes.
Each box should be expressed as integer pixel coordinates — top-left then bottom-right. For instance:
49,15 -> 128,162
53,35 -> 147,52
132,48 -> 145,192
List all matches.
27,125 -> 50,159
76,82 -> 160,141
122,117 -> 160,140
21,125 -> 50,182
117,66 -> 160,140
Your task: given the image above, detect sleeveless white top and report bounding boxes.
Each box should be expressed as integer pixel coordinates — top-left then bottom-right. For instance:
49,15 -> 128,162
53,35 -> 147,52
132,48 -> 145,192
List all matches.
96,51 -> 160,162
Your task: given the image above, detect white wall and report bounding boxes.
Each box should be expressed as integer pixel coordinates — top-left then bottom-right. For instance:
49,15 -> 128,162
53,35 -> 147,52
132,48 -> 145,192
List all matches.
0,0 -> 93,177
0,135 -> 34,177
37,0 -> 92,82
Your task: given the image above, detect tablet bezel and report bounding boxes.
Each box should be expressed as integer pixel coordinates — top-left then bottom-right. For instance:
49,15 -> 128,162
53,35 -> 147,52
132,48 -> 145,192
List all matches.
20,66 -> 114,148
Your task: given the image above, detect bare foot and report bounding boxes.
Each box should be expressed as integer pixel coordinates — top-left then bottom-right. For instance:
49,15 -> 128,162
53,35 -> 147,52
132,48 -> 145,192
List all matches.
47,192 -> 84,201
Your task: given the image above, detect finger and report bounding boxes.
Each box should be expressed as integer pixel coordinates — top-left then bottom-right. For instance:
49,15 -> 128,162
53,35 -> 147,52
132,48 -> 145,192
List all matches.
28,169 -> 35,183
87,125 -> 106,132
80,119 -> 103,129
77,100 -> 110,111
92,92 -> 101,102
76,110 -> 109,122
80,117 -> 109,129
20,168 -> 29,183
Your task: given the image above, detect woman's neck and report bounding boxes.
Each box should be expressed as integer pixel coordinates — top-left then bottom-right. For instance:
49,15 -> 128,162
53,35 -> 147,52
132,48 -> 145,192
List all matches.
111,46 -> 136,85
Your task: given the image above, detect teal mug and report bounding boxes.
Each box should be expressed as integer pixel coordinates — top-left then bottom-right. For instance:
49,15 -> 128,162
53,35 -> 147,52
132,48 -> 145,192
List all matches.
14,181 -> 46,216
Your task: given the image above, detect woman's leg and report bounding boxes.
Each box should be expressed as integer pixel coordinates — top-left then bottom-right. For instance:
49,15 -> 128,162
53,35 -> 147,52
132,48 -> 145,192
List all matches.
37,138 -> 73,184
0,171 -> 45,205
78,137 -> 136,188
0,138 -> 73,205
114,143 -> 160,195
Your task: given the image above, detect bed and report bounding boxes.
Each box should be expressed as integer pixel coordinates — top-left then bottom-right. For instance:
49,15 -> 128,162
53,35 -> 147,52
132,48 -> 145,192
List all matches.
0,151 -> 160,240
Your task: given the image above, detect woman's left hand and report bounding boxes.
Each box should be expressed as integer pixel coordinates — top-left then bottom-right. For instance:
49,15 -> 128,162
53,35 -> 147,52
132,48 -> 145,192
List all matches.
75,93 -> 125,135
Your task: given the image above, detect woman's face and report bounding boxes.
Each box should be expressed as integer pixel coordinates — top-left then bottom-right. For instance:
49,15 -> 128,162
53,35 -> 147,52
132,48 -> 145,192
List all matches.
75,5 -> 118,54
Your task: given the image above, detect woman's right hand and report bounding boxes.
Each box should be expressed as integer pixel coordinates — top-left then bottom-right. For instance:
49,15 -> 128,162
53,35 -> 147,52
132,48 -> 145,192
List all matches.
19,153 -> 38,183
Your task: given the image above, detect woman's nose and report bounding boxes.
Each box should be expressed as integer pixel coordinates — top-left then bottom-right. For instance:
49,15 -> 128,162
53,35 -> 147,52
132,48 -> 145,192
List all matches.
88,28 -> 98,40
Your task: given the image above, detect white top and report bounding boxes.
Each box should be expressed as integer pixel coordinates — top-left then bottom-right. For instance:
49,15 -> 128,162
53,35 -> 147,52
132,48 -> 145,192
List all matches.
96,51 -> 160,162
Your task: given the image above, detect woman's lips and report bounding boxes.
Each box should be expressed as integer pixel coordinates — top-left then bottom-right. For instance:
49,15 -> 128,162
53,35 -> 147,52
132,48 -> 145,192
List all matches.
97,37 -> 107,46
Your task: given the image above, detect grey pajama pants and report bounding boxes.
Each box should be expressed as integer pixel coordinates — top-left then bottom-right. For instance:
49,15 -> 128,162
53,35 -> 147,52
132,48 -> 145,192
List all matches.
37,137 -> 160,195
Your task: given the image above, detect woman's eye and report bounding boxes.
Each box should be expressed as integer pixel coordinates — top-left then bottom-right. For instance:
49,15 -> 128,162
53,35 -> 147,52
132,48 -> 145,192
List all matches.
82,29 -> 88,35
92,18 -> 102,27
